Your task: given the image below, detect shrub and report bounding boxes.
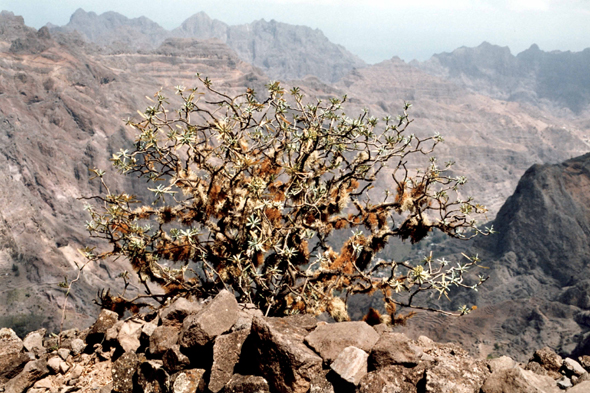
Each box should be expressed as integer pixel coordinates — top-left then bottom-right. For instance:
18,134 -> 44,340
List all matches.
82,75 -> 491,322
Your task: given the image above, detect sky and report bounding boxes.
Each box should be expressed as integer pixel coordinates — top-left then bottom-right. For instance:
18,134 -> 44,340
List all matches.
1,0 -> 590,63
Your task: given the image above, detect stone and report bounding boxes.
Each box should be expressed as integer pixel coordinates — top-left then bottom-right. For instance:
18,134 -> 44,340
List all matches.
4,359 -> 49,393
161,297 -> 202,326
252,315 -> 323,393
568,381 -> 590,392
69,364 -> 84,380
55,329 -> 80,351
142,321 -> 158,338
358,364 -> 426,393
369,333 -> 421,369
424,344 -> 489,393
162,345 -> 191,373
330,346 -> 368,385
488,355 -> 517,373
179,290 -> 239,348
481,367 -> 560,393
105,321 -> 124,343
209,330 -> 250,392
47,357 -> 63,374
59,361 -> 70,374
70,338 -> 86,356
112,352 -> 139,393
305,321 -> 380,363
171,369 -> 206,393
0,327 -> 29,383
579,355 -> 590,371
225,374 -> 270,393
372,324 -> 391,336
87,309 -> 119,345
563,357 -> 587,377
57,348 -> 70,361
530,347 -> 563,374
137,360 -> 169,393
23,329 -> 46,356
117,319 -> 144,353
556,376 -> 572,389
309,370 -> 335,393
149,325 -> 179,356
232,308 -> 263,332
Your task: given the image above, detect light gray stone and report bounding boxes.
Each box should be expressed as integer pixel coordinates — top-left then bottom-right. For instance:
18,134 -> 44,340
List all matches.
330,346 -> 368,385
69,338 -> 86,356
488,356 -> 517,373
481,367 -> 560,393
117,319 -> 144,353
23,329 -> 46,355
564,357 -> 587,377
305,321 -> 380,363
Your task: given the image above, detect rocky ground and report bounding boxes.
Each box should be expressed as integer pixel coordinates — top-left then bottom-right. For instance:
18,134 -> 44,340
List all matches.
2,291 -> 590,393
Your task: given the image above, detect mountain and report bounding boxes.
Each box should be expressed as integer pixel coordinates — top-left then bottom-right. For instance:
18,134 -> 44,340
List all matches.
49,9 -> 366,83
413,42 -> 590,115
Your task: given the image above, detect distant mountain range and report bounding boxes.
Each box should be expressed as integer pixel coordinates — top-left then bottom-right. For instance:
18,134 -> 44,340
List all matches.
0,8 -> 589,361
48,9 -> 366,84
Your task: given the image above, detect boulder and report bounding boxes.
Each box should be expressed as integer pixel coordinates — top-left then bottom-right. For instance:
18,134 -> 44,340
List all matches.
358,364 -> 426,393
23,329 -> 46,356
112,352 -> 139,393
481,367 -> 560,393
529,347 -> 563,375
149,325 -> 180,356
161,297 -> 202,326
209,329 -> 250,392
87,309 -> 119,345
251,315 -> 323,393
563,357 -> 587,377
568,380 -> 590,392
70,338 -> 86,356
305,321 -> 380,362
225,374 -> 270,393
162,345 -> 191,373
137,360 -> 169,393
3,359 -> 49,393
232,307 -> 263,332
142,321 -> 158,338
179,290 -> 239,348
171,369 -> 206,393
105,320 -> 124,343
0,328 -> 29,383
487,356 -> 517,373
117,319 -> 144,353
330,346 -> 369,385
369,333 -> 421,369
424,344 -> 489,393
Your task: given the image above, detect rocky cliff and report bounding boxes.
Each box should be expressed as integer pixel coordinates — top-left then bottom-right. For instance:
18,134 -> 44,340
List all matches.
2,291 -> 590,393
50,9 -> 366,83
414,42 -> 590,116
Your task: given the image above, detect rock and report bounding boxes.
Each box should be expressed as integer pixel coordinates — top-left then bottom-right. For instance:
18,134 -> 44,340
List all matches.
105,321 -> 124,343
70,338 -> 86,356
23,329 -> 46,356
112,352 -> 139,393
424,344 -> 489,393
358,364 -> 426,393
162,345 -> 191,373
47,357 -> 63,374
579,355 -> 590,371
369,333 -> 421,369
117,319 -> 144,353
59,361 -> 70,374
225,374 -> 270,393
488,356 -> 517,373
137,360 -> 169,393
57,348 -> 70,361
556,376 -> 572,389
563,357 -> 587,377
309,370 -> 335,393
69,364 -> 84,380
4,359 -> 49,393
568,381 -> 590,392
142,322 -> 158,338
232,307 -> 263,332
372,324 -> 391,336
179,290 -> 239,348
0,328 -> 29,383
171,369 -> 206,393
330,346 -> 368,385
530,347 -> 563,374
481,367 -> 560,393
161,297 -> 202,326
87,309 -> 119,345
305,321 -> 380,363
149,325 -> 179,356
251,315 -> 323,393
209,330 -> 250,392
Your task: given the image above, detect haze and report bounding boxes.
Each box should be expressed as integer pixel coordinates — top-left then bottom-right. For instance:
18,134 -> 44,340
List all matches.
1,0 -> 590,64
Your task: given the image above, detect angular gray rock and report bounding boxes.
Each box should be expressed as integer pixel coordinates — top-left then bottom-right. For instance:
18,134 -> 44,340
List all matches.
252,315 -> 323,393
568,381 -> 590,392
149,325 -> 180,356
4,359 -> 49,393
480,367 -> 560,393
225,374 -> 270,393
137,360 -> 169,393
330,346 -> 368,385
23,329 -> 46,356
0,328 -> 29,383
487,356 -> 517,373
70,338 -> 86,356
112,352 -> 139,393
369,332 -> 421,369
563,357 -> 587,378
358,364 -> 426,393
117,319 -> 144,353
160,297 -> 202,326
162,345 -> 191,374
179,290 -> 239,348
209,329 -> 250,392
304,321 -> 380,362
87,309 -> 119,345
